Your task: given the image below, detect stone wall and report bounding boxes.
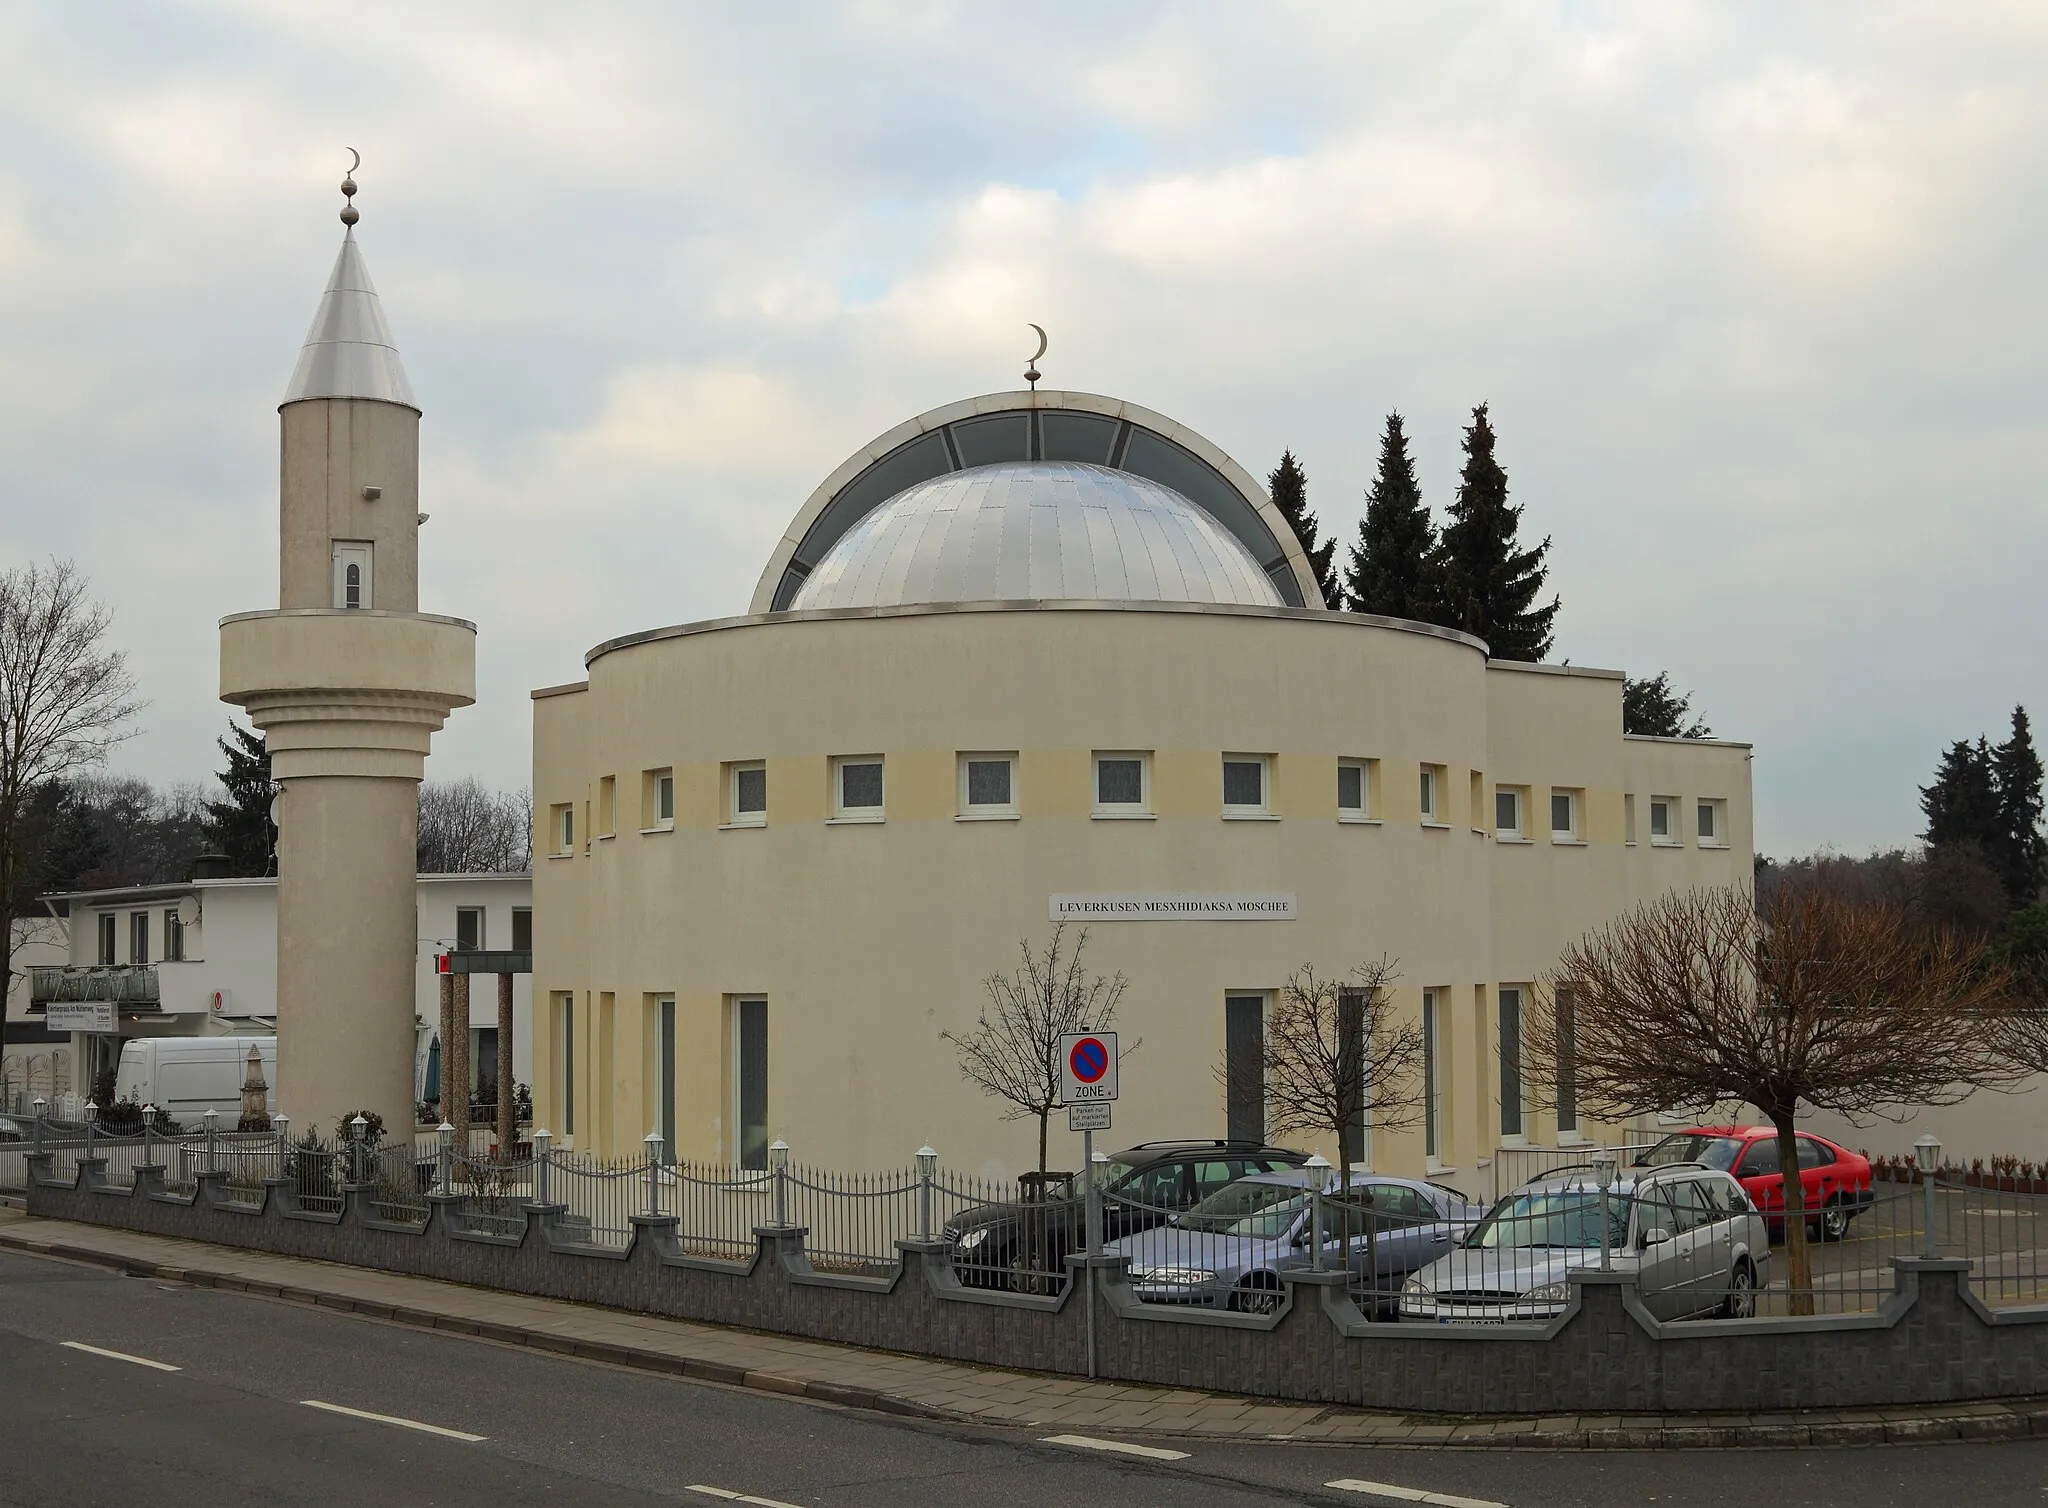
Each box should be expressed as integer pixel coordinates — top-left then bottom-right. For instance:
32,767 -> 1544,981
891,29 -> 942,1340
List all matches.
30,1155 -> 2048,1416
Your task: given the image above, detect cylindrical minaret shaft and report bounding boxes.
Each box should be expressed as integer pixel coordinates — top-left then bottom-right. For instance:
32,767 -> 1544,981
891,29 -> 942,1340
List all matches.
221,175 -> 474,1145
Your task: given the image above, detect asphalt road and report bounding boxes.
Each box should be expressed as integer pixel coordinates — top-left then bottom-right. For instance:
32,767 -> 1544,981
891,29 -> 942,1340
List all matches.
5,1248 -> 2048,1508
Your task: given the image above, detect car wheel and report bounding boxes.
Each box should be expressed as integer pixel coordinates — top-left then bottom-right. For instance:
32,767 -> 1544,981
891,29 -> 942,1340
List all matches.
1720,1260 -> 1757,1319
1229,1275 -> 1284,1316
1818,1200 -> 1851,1243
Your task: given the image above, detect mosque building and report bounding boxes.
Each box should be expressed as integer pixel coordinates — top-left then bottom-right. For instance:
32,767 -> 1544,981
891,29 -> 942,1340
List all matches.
209,178 -> 1752,1176
530,388 -> 1754,1178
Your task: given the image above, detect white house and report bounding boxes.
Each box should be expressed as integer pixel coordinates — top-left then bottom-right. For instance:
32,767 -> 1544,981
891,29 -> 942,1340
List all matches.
10,871 -> 531,1120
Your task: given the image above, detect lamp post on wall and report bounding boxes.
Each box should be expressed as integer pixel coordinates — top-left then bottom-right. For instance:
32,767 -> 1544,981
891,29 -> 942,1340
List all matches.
1593,1153 -> 1619,1273
916,1146 -> 937,1242
1914,1133 -> 1943,1259
1304,1154 -> 1331,1273
769,1140 -> 790,1229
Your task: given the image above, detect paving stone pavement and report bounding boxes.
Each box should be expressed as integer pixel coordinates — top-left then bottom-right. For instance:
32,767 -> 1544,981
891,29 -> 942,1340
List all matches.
5,1208 -> 2046,1450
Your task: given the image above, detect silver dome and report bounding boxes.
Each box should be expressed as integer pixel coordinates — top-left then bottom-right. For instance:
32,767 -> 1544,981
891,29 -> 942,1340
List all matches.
786,461 -> 1286,611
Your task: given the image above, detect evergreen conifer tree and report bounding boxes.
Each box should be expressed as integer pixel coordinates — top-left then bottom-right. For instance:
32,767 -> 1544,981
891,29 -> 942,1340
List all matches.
203,722 -> 275,877
1622,673 -> 1711,739
1992,706 -> 2047,906
1265,449 -> 1337,607
1437,404 -> 1559,660
1343,412 -> 1442,622
1921,737 -> 2000,851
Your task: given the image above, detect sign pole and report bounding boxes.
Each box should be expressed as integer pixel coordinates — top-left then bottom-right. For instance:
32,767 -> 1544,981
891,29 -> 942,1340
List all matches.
1083,1124 -> 1097,1381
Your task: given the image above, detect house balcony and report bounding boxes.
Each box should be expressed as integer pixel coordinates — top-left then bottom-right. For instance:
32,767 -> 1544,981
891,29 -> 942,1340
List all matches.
30,966 -> 161,1007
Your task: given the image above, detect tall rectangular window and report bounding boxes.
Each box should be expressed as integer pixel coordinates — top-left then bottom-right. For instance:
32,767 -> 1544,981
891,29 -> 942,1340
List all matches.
1221,755 -> 1270,816
1224,994 -> 1265,1144
1625,793 -> 1638,845
737,997 -> 769,1169
553,804 -> 575,855
1494,787 -> 1523,837
1419,765 -> 1442,822
97,913 -> 115,965
1337,758 -> 1375,819
455,907 -> 485,951
163,908 -> 184,962
1339,986 -> 1367,1168
1499,987 -> 1524,1139
511,907 -> 532,952
1422,989 -> 1442,1164
832,757 -> 883,820
556,993 -> 576,1137
657,997 -> 677,1165
1555,984 -> 1578,1136
130,912 -> 149,966
1698,798 -> 1727,846
1650,796 -> 1674,843
645,768 -> 675,829
1093,752 -> 1150,816
1551,789 -> 1578,838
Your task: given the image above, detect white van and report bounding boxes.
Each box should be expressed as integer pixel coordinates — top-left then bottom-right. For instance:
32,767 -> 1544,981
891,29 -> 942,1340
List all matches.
114,1036 -> 277,1127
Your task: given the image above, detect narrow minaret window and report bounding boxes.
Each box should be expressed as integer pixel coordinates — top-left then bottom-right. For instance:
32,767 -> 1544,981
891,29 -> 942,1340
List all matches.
332,542 -> 373,610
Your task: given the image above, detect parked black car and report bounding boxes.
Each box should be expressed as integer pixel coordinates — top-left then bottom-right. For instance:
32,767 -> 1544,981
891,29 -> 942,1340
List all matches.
942,1140 -> 1308,1292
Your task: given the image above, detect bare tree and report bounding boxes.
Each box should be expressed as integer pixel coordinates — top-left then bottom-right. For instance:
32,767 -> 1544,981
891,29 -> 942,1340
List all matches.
1521,883 -> 2022,1312
1230,959 -> 1425,1301
942,924 -> 1132,1183
417,778 -> 531,873
0,562 -> 141,1019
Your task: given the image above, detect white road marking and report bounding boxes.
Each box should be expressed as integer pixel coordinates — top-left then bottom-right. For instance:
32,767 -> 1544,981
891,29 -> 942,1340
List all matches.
1326,1480 -> 1509,1508
685,1486 -> 806,1508
60,1341 -> 180,1372
1039,1433 -> 1191,1460
299,1399 -> 486,1442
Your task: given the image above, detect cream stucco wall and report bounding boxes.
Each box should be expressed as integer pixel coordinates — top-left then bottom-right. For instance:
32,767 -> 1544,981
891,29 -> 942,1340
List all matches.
531,603 -> 1753,1179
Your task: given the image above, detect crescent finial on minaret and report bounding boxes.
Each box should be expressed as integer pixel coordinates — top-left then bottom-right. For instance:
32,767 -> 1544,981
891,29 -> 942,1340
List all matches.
340,148 -> 361,227
1025,323 -> 1047,389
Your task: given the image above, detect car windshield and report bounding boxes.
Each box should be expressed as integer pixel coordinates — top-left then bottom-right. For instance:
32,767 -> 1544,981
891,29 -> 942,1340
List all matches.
1463,1188 -> 1629,1250
1637,1133 -> 1742,1172
1097,1160 -> 1138,1190
1175,1180 -> 1308,1238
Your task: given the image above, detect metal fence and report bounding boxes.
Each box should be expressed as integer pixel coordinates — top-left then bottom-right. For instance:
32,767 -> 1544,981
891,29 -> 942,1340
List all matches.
27,1111 -> 2048,1326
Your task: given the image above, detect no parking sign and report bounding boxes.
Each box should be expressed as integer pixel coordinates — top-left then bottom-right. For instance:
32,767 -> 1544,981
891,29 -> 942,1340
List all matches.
1058,1031 -> 1119,1104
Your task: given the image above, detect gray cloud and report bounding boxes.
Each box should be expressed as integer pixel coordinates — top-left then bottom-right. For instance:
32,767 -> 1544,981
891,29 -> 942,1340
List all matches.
0,1 -> 2041,855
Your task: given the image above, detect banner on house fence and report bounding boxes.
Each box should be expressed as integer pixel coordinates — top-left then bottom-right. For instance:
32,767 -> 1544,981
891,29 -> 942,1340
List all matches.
1048,892 -> 1296,922
44,1002 -> 115,1033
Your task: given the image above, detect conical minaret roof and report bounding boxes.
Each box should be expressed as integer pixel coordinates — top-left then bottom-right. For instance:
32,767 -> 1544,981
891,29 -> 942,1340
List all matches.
281,228 -> 419,411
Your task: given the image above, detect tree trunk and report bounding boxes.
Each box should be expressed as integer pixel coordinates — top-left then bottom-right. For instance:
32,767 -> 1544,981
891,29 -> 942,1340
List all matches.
1771,1111 -> 1813,1316
1036,1106 -> 1049,1185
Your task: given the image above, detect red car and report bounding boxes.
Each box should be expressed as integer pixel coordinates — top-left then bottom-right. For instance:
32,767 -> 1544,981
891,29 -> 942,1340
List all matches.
1635,1126 -> 1874,1242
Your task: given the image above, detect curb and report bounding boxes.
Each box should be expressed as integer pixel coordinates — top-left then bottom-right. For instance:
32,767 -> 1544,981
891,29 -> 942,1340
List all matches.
6,1226 -> 2047,1450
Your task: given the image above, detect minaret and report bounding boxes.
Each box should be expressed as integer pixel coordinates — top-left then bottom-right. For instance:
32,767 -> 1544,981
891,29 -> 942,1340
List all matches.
220,165 -> 475,1142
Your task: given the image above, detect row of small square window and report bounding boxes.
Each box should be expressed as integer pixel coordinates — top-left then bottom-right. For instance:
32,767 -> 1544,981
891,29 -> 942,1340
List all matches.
554,759 -> 1728,846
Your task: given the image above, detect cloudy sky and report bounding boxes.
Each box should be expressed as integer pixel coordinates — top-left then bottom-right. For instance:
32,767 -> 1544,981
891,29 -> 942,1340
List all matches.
1,2 -> 2041,856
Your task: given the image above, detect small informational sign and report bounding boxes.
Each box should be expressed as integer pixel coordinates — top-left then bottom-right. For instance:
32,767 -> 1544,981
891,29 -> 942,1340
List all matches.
45,1002 -> 115,1033
1067,1101 -> 1112,1132
1059,1031 -> 1119,1104
209,989 -> 231,1014
1049,893 -> 1296,922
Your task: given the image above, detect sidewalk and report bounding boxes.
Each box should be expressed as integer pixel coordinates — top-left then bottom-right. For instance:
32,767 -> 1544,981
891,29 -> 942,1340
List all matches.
3,1208 -> 2043,1450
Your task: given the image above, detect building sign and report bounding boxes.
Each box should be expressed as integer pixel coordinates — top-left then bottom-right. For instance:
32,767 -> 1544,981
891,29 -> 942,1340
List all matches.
45,1002 -> 115,1033
1067,1101 -> 1112,1132
1049,892 -> 1297,922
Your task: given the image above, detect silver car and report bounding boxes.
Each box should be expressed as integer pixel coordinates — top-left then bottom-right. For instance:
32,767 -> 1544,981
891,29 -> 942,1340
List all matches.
1108,1169 -> 1486,1315
1400,1165 -> 1772,1323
